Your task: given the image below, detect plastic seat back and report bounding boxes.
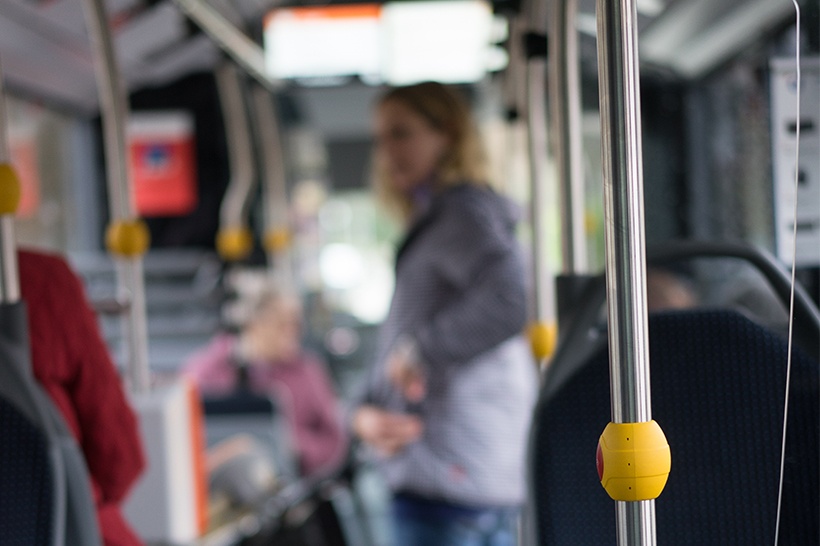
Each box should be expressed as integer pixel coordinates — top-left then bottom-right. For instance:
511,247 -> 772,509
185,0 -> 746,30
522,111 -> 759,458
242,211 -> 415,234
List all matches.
0,394 -> 54,546
529,241 -> 820,545
0,303 -> 101,546
531,308 -> 819,544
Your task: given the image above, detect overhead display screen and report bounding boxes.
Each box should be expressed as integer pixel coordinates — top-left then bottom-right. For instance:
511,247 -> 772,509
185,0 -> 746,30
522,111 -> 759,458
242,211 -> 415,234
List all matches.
264,4 -> 382,82
263,0 -> 499,85
381,0 -> 494,85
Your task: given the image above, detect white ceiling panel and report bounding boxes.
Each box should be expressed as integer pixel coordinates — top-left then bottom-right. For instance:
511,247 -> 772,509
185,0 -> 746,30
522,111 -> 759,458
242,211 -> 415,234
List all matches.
0,0 -> 801,117
0,1 -> 97,112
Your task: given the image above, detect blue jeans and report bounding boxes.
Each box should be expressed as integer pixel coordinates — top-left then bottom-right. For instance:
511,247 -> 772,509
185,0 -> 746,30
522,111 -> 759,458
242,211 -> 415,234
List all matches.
391,493 -> 519,546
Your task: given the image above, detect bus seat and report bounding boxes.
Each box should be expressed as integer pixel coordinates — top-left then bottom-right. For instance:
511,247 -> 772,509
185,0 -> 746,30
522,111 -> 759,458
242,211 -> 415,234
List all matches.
0,302 -> 102,546
546,240 -> 820,390
0,394 -> 54,545
530,309 -> 819,544
528,240 -> 820,545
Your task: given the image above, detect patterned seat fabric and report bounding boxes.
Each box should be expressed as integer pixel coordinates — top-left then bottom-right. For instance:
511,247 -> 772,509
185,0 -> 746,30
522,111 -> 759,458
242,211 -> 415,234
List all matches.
532,310 -> 819,545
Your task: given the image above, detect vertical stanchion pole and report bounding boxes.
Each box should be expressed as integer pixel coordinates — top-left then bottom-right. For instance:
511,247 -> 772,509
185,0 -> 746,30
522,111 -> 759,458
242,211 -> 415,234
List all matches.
527,57 -> 549,324
597,0 -> 650,428
550,0 -> 588,274
522,0 -> 557,363
251,85 -> 293,287
0,60 -> 20,305
595,0 -> 670,542
214,60 -> 256,263
0,212 -> 17,303
83,0 -> 151,394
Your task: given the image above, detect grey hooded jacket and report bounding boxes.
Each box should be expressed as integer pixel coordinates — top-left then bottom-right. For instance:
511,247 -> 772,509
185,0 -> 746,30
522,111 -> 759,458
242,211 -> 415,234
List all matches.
362,182 -> 538,508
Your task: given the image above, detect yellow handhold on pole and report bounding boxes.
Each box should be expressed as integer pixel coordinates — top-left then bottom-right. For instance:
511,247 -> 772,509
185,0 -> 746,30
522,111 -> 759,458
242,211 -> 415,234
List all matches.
106,219 -> 150,258
216,226 -> 254,261
528,320 -> 557,361
0,163 -> 21,215
263,227 -> 291,253
584,210 -> 600,235
597,420 -> 671,502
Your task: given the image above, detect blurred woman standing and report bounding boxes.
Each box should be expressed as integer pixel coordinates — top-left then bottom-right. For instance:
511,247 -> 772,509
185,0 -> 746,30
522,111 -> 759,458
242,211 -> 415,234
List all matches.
352,82 -> 537,546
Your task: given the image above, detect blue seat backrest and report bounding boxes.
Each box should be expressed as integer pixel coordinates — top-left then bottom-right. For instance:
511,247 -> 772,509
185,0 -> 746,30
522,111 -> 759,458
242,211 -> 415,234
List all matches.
531,309 -> 819,545
0,301 -> 102,546
0,396 -> 53,546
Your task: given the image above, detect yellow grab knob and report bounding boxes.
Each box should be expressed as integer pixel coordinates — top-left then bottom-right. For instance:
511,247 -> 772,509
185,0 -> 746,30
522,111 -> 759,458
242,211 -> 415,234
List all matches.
0,163 -> 22,215
264,228 -> 291,253
106,220 -> 150,258
527,321 -> 557,360
216,226 -> 253,261
597,420 -> 671,502
584,210 -> 600,235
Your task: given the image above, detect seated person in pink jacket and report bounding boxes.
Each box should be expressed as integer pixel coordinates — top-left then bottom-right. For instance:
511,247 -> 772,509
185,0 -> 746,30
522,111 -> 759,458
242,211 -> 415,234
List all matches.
182,287 -> 347,478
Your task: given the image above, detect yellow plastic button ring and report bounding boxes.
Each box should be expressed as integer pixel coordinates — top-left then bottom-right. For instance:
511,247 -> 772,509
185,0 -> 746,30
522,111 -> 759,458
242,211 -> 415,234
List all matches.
597,420 -> 671,501
264,227 -> 291,253
106,219 -> 150,258
0,163 -> 22,215
216,226 -> 254,262
527,321 -> 557,361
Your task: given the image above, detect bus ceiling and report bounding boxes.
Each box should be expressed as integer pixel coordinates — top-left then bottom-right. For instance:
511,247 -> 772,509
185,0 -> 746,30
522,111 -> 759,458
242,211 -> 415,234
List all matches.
0,0 -> 799,115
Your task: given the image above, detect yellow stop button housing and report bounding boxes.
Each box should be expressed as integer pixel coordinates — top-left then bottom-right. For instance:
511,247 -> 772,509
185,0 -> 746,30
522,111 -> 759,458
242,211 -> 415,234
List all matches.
597,420 -> 671,502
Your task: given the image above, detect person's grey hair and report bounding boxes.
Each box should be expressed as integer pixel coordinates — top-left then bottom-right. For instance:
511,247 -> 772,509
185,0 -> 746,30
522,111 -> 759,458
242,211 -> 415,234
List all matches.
248,283 -> 302,322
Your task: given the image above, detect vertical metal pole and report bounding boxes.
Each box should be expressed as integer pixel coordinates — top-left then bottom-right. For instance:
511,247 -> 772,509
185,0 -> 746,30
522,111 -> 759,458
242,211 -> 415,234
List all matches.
0,216 -> 18,303
83,0 -> 130,221
596,0 -> 655,542
0,60 -> 19,305
598,0 -> 651,427
550,0 -> 588,274
216,60 -> 256,232
250,85 -> 294,287
527,75 -> 548,323
524,5 -> 553,327
83,0 -> 151,393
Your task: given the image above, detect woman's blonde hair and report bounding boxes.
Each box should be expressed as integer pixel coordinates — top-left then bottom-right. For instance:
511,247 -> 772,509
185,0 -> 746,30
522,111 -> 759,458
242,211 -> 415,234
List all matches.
373,81 -> 490,221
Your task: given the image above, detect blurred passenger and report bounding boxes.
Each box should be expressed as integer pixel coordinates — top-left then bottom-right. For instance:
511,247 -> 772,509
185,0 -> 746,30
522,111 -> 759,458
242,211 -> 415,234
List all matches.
19,248 -> 146,546
352,81 -> 538,546
646,266 -> 698,312
183,286 -> 347,478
